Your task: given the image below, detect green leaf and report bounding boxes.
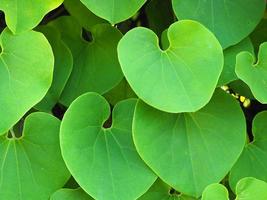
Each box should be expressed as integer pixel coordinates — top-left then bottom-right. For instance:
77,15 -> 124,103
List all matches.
201,184 -> 229,200
172,0 -> 266,49
50,188 -> 93,200
0,0 -> 63,33
0,29 -> 54,135
118,20 -> 223,113
218,38 -> 254,86
35,25 -> 73,112
50,16 -> 123,106
79,0 -> 146,24
139,179 -> 197,200
64,0 -> 106,31
229,111 -> 267,190
236,177 -> 267,200
60,93 -> 157,200
104,78 -> 137,106
0,112 -> 70,199
133,89 -> 246,197
235,42 -> 267,103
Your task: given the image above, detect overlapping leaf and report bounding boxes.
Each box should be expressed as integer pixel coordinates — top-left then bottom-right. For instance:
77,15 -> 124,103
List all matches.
0,112 -> 70,199
50,16 -> 123,106
172,0 -> 266,48
133,89 -> 246,197
235,42 -> 267,103
229,111 -> 267,190
0,29 -> 54,135
35,25 -> 73,112
201,184 -> 229,200
60,93 -> 157,200
0,0 -> 63,33
80,0 -> 146,24
118,20 -> 223,113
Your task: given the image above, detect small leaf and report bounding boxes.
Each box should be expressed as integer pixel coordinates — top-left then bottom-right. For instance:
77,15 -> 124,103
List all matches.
35,25 -> 73,112
80,0 -> 146,24
0,29 -> 54,135
201,184 -> 229,200
235,42 -> 267,103
50,188 -> 93,200
172,0 -> 266,48
50,16 -> 123,106
0,0 -> 63,33
0,112 -> 70,199
229,111 -> 267,190
133,89 -> 246,197
60,93 -> 157,200
118,20 -> 223,113
236,177 -> 267,200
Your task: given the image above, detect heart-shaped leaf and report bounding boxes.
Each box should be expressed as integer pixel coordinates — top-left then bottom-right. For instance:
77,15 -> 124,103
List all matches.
133,89 -> 246,197
50,16 -> 123,106
0,29 -> 54,135
235,42 -> 267,103
0,0 -> 63,33
139,179 -> 196,200
35,25 -> 73,112
51,188 -> 93,200
236,177 -> 267,200
80,0 -> 146,24
229,111 -> 267,190
201,184 -> 229,200
60,93 -> 157,200
218,38 -> 253,86
172,0 -> 266,49
64,0 -> 106,31
0,112 -> 70,199
118,20 -> 223,113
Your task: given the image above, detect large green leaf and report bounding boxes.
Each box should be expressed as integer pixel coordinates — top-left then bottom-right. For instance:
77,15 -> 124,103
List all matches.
64,0 -> 106,31
60,93 -> 157,200
229,111 -> 267,190
236,177 -> 267,200
0,29 -> 54,135
0,112 -> 70,199
133,89 -> 246,197
235,42 -> 267,103
80,0 -> 146,24
50,16 -> 123,106
35,25 -> 73,112
201,184 -> 229,200
138,179 -> 196,200
218,38 -> 253,86
172,0 -> 266,49
118,20 -> 223,113
0,0 -> 63,33
50,188 -> 93,200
